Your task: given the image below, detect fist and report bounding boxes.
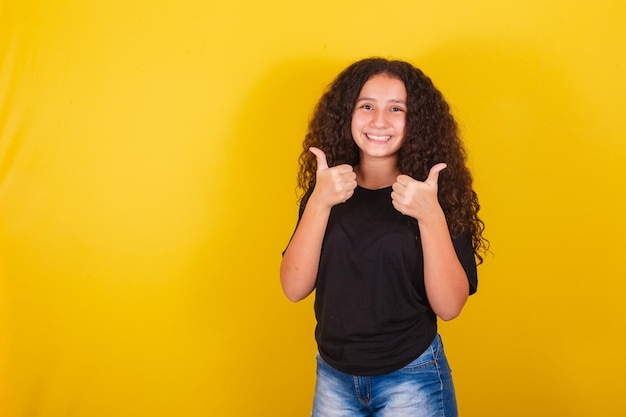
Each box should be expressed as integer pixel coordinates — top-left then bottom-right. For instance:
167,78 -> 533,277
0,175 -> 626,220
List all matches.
309,147 -> 357,208
391,163 -> 447,220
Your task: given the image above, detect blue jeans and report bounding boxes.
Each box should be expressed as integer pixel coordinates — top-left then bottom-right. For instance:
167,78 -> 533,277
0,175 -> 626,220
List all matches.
312,335 -> 458,417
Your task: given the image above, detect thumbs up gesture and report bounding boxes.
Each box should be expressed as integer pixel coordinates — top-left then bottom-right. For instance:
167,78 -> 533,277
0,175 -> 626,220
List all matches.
309,147 -> 357,209
391,163 -> 447,221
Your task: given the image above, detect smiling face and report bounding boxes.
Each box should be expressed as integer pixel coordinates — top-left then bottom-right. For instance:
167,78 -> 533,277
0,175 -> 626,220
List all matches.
351,73 -> 407,164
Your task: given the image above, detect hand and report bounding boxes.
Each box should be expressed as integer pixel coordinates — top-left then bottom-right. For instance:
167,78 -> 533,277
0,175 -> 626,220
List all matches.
391,163 -> 447,221
308,147 -> 357,208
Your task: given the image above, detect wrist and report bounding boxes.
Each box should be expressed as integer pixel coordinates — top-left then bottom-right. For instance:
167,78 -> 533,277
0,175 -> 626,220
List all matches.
416,207 -> 447,228
305,194 -> 334,213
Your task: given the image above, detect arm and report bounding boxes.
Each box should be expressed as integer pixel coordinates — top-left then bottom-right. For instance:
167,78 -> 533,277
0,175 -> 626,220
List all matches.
280,200 -> 331,302
391,164 -> 469,320
280,147 -> 357,302
417,208 -> 469,321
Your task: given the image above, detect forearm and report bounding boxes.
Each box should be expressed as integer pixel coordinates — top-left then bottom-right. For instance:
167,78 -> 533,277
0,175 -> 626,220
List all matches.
280,201 -> 331,302
419,210 -> 470,321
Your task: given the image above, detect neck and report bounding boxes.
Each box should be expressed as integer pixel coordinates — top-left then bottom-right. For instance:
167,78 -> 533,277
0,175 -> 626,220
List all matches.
355,156 -> 400,189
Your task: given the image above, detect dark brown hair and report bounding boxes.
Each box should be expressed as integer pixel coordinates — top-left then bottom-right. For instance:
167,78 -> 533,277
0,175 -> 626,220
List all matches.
297,57 -> 488,262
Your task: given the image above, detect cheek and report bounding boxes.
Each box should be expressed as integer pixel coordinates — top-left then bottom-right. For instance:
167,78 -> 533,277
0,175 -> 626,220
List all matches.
396,116 -> 407,134
350,115 -> 361,135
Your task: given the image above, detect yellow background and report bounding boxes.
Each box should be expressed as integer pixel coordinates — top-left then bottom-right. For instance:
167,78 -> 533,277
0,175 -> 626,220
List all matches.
1,0 -> 625,415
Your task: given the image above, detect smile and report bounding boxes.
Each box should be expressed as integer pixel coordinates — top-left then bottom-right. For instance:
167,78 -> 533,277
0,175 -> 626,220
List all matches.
366,134 -> 391,142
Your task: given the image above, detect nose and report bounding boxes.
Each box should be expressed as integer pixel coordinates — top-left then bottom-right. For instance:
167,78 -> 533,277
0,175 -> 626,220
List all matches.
370,109 -> 388,128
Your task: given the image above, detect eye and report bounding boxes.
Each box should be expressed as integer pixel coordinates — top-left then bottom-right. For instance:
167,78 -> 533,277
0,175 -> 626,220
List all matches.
390,106 -> 405,112
361,104 -> 373,110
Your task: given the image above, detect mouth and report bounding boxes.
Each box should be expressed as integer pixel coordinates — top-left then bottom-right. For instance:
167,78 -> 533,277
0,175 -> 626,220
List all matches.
365,134 -> 391,142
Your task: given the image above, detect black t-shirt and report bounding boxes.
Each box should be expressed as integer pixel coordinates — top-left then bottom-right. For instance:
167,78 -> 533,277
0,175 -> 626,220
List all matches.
311,185 -> 477,376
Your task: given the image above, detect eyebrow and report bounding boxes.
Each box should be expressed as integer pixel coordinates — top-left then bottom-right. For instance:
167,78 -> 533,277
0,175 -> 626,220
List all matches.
356,97 -> 407,104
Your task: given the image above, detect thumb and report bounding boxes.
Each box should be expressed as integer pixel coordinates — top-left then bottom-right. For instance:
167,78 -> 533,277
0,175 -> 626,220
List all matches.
425,163 -> 447,185
309,147 -> 329,171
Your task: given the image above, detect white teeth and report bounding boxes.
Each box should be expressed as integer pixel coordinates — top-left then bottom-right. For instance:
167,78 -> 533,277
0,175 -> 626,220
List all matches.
366,134 -> 391,141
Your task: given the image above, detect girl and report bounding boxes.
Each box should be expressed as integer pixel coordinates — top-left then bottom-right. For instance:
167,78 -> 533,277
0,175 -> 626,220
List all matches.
280,58 -> 487,417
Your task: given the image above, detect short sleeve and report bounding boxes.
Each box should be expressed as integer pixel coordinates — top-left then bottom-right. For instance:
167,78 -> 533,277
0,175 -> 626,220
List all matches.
452,232 -> 478,295
281,200 -> 307,256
